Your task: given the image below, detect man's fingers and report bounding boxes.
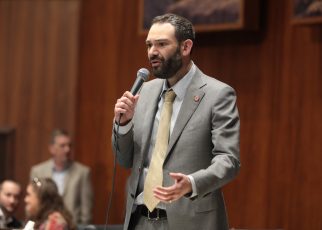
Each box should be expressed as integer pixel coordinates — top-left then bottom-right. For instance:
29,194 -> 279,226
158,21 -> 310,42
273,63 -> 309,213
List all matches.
118,97 -> 135,109
169,172 -> 185,181
152,173 -> 192,203
153,190 -> 176,202
154,187 -> 175,196
154,193 -> 173,202
114,92 -> 140,124
154,185 -> 177,193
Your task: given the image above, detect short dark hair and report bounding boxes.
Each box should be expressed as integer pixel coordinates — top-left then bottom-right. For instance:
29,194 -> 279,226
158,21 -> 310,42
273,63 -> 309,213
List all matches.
0,179 -> 20,191
151,13 -> 195,43
49,129 -> 69,144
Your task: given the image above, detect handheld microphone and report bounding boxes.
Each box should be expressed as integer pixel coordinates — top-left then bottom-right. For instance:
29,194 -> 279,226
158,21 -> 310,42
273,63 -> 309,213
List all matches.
107,68 -> 149,230
130,68 -> 150,95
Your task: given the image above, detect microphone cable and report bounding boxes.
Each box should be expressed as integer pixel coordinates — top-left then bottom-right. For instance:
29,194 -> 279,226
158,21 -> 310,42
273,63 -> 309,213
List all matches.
104,115 -> 122,230
103,68 -> 148,229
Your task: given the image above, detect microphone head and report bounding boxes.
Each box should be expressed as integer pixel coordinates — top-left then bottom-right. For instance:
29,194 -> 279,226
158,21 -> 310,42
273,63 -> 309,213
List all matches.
137,68 -> 150,81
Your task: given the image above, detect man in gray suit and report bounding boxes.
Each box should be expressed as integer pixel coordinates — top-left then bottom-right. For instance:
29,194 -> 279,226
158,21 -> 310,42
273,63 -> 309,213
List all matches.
112,14 -> 240,230
30,129 -> 93,225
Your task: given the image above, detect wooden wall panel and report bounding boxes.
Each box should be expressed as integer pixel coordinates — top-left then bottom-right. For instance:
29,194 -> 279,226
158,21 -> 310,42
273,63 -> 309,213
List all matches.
0,127 -> 15,181
75,0 -> 149,224
0,0 -> 81,219
2,0 -> 322,228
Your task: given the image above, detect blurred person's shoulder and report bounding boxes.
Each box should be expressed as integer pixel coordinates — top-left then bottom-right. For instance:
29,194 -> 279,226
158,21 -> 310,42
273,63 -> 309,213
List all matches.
30,159 -> 52,174
70,161 -> 91,173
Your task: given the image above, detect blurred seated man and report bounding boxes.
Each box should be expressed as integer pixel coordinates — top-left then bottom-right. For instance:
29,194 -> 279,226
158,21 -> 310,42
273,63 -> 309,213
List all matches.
30,129 -> 93,225
0,180 -> 22,229
24,177 -> 76,230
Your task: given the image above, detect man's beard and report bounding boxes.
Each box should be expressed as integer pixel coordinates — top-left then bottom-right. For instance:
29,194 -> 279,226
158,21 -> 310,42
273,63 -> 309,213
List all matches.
150,47 -> 182,79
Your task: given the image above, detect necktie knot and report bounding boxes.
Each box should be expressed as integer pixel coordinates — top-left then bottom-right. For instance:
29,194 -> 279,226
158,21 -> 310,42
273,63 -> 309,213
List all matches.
164,90 -> 176,103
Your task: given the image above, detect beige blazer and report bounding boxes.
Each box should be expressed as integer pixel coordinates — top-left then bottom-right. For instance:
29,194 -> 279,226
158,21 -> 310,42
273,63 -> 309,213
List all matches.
30,159 -> 93,225
113,66 -> 240,230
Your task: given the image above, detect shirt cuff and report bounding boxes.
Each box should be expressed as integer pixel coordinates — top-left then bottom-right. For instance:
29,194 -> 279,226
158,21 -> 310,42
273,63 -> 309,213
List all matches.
114,120 -> 133,135
187,175 -> 198,198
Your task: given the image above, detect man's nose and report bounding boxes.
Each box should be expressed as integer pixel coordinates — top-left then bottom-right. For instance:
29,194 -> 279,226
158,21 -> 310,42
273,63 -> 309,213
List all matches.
9,196 -> 17,204
148,46 -> 159,56
64,145 -> 71,153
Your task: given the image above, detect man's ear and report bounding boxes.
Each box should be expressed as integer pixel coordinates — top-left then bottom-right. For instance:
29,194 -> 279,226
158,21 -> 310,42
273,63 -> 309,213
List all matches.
181,39 -> 193,56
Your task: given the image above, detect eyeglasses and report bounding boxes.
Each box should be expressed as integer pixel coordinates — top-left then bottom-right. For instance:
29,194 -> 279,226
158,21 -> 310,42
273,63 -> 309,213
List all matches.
32,177 -> 42,187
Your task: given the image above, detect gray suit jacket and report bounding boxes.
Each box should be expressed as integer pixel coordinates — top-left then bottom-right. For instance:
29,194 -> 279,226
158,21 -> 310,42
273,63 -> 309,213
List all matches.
113,66 -> 240,230
30,159 -> 93,225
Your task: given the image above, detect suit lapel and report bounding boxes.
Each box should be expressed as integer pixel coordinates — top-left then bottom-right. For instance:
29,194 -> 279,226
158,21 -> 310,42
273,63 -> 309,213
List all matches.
62,162 -> 73,197
166,70 -> 206,158
46,160 -> 54,177
140,81 -> 163,160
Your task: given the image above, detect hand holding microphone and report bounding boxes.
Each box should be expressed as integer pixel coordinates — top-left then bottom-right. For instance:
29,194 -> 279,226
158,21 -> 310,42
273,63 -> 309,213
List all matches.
114,68 -> 150,125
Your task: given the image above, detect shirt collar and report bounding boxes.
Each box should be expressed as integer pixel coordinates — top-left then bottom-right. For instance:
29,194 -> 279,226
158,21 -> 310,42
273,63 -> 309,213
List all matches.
160,61 -> 196,100
0,207 -> 4,218
51,159 -> 71,172
0,207 -> 13,225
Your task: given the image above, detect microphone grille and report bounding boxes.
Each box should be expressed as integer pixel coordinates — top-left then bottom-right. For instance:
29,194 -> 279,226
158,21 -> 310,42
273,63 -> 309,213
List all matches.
137,68 -> 150,81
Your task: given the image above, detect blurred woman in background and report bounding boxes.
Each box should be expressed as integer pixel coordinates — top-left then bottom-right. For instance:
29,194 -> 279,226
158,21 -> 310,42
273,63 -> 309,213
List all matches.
24,177 -> 75,230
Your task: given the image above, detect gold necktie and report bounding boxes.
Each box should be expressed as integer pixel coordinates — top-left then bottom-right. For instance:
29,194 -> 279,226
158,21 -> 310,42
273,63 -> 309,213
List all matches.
144,90 -> 176,212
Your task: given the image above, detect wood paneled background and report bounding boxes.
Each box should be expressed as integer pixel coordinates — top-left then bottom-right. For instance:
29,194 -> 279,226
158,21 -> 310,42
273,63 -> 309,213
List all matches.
0,0 -> 80,219
1,0 -> 321,229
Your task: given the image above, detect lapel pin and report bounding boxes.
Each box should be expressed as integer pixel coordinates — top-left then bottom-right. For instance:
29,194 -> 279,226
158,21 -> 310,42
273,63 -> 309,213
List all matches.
194,95 -> 200,102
